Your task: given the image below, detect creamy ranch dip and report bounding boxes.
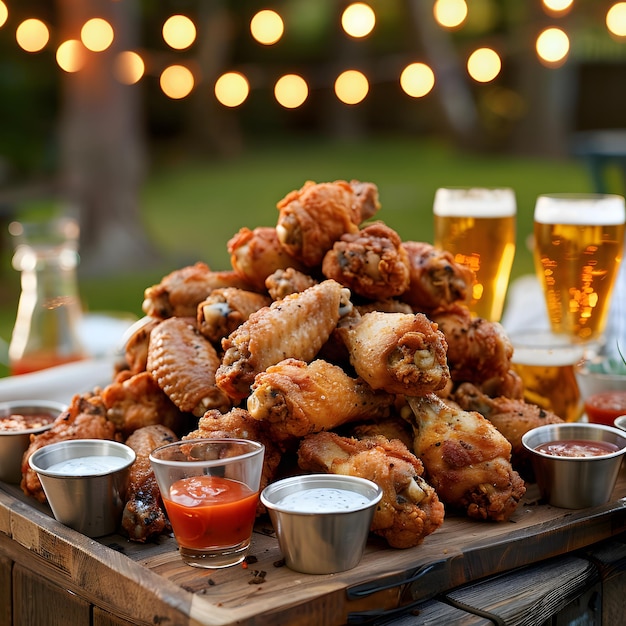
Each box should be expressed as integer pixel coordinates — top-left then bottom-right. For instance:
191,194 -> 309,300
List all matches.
46,455 -> 128,475
278,487 -> 371,513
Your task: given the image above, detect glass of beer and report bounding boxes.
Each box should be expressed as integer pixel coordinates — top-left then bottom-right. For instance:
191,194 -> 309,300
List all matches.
533,193 -> 626,347
433,187 -> 516,321
509,330 -> 585,422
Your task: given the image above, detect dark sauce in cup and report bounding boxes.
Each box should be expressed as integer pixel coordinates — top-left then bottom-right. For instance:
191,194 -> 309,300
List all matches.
0,412 -> 56,432
536,439 -> 620,458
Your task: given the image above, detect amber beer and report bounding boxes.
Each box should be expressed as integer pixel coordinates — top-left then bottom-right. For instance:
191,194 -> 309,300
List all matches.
533,194 -> 626,343
510,331 -> 585,422
433,187 -> 516,321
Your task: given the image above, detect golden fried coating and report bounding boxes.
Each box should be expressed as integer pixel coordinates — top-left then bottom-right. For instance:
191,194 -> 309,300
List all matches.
142,262 -> 252,318
322,222 -> 411,300
216,279 -> 352,402
336,311 -> 450,396
184,407 -> 282,514
197,287 -> 271,345
400,241 -> 474,313
121,317 -> 160,376
101,371 -> 188,439
431,305 -> 514,388
21,393 -> 119,503
405,394 -> 525,522
348,415 -> 414,450
147,317 -> 231,416
298,431 -> 445,549
453,382 -> 563,481
228,226 -> 307,292
276,180 -> 380,267
247,358 -> 394,446
265,267 -> 318,300
122,424 -> 178,542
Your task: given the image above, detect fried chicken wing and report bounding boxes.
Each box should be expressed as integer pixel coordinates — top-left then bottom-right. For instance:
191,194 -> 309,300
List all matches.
265,267 -> 318,300
348,414 -> 415,450
120,316 -> 160,376
197,287 -> 271,345
147,317 -> 231,416
400,241 -> 474,313
122,424 -> 178,542
101,371 -> 189,438
405,394 -> 525,521
298,431 -> 444,549
216,279 -> 352,402
276,180 -> 380,267
21,393 -> 119,502
336,311 -> 450,395
431,305 -> 514,390
228,226 -> 307,292
322,222 -> 411,300
453,382 -> 564,480
247,358 -> 394,446
142,262 -> 252,318
184,407 -> 282,513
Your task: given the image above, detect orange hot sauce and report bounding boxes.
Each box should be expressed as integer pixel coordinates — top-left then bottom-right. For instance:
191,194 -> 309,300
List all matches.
162,475 -> 258,549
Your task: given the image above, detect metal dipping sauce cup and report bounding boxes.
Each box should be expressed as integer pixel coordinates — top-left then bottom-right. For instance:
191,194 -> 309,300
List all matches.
150,438 -> 265,569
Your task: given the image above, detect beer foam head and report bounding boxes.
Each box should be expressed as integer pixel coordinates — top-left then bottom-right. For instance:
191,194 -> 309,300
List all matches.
534,193 -> 625,225
433,187 -> 516,218
510,331 -> 587,366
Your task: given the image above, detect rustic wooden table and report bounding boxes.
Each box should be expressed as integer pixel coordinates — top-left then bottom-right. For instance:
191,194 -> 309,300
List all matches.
2,469 -> 625,626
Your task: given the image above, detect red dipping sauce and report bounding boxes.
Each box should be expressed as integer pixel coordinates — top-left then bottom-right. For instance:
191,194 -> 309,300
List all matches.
584,391 -> 626,427
536,439 -> 620,458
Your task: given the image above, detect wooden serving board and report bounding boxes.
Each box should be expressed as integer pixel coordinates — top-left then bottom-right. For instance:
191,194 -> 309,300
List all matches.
2,471 -> 626,626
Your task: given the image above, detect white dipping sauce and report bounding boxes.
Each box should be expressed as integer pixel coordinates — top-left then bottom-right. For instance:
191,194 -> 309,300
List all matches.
278,487 -> 371,513
46,455 -> 127,476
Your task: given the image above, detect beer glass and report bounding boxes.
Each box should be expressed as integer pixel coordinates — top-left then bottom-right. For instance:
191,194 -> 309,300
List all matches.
509,330 -> 585,422
533,193 -> 626,346
433,187 -> 516,322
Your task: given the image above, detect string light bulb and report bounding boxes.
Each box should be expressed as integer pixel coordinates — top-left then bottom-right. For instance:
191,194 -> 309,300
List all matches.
162,15 -> 196,50
215,72 -> 250,107
536,27 -> 570,66
607,3 -> 626,37
56,39 -> 86,72
341,3 -> 376,38
400,63 -> 435,97
250,10 -> 284,45
0,2 -> 8,28
81,18 -> 114,52
160,64 -> 194,99
334,70 -> 369,104
16,19 -> 49,53
274,74 -> 308,108
467,48 -> 502,82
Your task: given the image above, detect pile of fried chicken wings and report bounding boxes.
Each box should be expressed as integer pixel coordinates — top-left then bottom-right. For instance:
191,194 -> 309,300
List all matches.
20,179 -> 563,550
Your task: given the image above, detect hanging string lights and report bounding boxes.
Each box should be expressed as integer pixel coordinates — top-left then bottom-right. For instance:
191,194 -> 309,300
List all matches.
1,1 -> 625,107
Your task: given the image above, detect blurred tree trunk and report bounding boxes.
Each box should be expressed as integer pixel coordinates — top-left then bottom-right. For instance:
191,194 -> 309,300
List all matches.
57,0 -> 159,275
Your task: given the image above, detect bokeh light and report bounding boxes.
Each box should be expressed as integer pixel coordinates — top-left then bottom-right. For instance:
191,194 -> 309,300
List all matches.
334,70 -> 369,105
215,72 -> 250,107
81,18 -> 114,52
607,3 -> 626,37
400,63 -> 435,97
433,0 -> 468,29
274,74 -> 308,108
250,9 -> 284,45
113,51 -> 145,85
536,27 -> 570,65
162,15 -> 196,50
16,19 -> 49,53
56,40 -> 86,72
467,47 -> 502,82
160,65 -> 194,99
0,2 -> 8,28
341,3 -> 376,38
542,0 -> 574,13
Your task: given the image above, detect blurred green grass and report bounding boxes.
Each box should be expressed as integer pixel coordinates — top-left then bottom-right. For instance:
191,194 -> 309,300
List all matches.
0,136 -> 601,375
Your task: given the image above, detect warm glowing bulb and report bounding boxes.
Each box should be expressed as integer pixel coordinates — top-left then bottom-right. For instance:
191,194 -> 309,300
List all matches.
536,27 -> 570,65
607,3 -> 626,37
56,40 -> 86,72
250,10 -> 284,45
274,74 -> 308,108
0,2 -> 8,28
160,65 -> 194,99
113,51 -> 145,85
400,63 -> 435,97
81,18 -> 114,52
467,47 -> 502,82
215,72 -> 250,107
433,0 -> 468,29
162,15 -> 196,50
542,0 -> 574,12
334,70 -> 369,105
16,19 -> 49,53
341,3 -> 376,38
